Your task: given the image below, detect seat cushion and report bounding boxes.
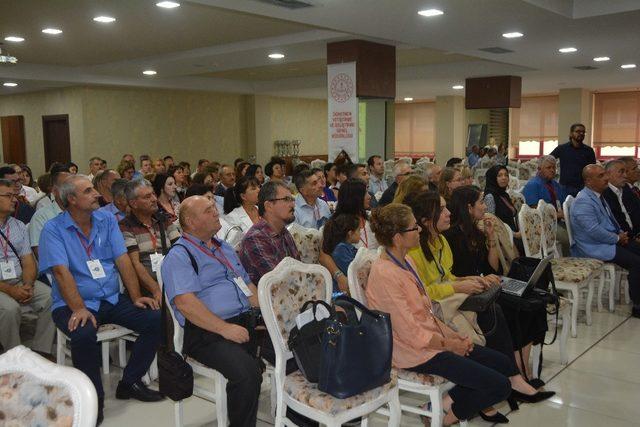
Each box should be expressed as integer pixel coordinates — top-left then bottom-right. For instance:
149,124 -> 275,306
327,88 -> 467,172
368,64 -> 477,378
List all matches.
284,370 -> 397,416
550,258 -> 600,283
396,369 -> 448,386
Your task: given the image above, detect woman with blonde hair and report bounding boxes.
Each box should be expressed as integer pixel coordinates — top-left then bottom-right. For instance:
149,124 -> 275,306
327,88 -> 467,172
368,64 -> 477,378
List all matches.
438,167 -> 464,204
458,165 -> 474,186
392,174 -> 427,204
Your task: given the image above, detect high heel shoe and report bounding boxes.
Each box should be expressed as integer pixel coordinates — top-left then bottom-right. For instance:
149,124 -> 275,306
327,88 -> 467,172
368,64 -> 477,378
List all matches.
507,397 -> 519,411
511,389 -> 555,404
479,410 -> 509,424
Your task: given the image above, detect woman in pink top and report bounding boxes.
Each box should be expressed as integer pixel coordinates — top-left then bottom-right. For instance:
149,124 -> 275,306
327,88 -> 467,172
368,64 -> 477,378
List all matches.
366,204 -> 521,425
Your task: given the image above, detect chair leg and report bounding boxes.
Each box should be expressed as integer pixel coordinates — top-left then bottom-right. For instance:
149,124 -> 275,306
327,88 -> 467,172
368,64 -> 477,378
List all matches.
559,308 -> 570,365
531,344 -> 541,379
585,281 -> 594,326
174,401 -> 183,427
274,392 -> 287,427
596,272 -> 604,312
214,371 -> 228,427
604,265 -> 616,312
570,290 -> 579,338
102,341 -> 110,375
360,415 -> 369,427
56,330 -> 66,365
388,389 -> 401,427
623,276 -> 631,304
429,389 -> 444,427
118,339 -> 127,368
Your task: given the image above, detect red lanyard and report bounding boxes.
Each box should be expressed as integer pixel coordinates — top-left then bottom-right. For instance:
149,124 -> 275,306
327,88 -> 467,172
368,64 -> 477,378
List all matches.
76,231 -> 94,259
183,235 -> 239,277
144,224 -> 158,252
0,221 -> 10,259
359,217 -> 368,247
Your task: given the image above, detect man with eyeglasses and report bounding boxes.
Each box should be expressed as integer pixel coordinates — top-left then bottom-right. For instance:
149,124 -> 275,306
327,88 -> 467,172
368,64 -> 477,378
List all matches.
161,195 -> 262,427
293,169 -> 331,229
378,161 -> 412,207
0,178 -> 55,357
550,123 -> 597,197
0,166 -> 35,224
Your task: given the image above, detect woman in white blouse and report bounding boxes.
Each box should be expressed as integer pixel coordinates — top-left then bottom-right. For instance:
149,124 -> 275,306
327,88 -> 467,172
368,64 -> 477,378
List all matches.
222,176 -> 261,245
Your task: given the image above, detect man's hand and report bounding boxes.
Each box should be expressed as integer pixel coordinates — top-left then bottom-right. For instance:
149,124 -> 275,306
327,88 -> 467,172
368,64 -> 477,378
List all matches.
68,308 -> 97,331
134,296 -> 160,310
220,323 -> 249,344
152,289 -> 162,305
618,232 -> 629,246
337,274 -> 348,293
7,285 -> 33,303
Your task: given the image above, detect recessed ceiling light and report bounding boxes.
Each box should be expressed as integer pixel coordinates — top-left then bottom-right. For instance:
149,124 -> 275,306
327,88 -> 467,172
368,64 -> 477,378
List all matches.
156,1 -> 180,8
42,28 -> 63,35
4,36 -> 24,42
558,47 -> 577,53
268,53 -> 285,59
3,82 -> 18,87
93,16 -> 116,23
142,70 -> 157,75
452,85 -> 464,90
502,32 -> 523,38
418,9 -> 444,17
593,56 -> 610,62
621,64 -> 637,69
403,97 -> 414,101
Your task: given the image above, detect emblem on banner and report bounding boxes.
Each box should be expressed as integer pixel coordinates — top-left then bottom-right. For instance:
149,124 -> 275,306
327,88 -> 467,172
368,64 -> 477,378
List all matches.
330,73 -> 354,103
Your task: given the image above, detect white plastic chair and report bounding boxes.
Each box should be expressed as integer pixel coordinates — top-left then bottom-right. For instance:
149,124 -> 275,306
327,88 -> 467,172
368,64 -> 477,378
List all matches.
346,247 -> 462,427
258,257 -> 401,427
287,222 -> 323,264
156,260 -> 228,427
0,345 -> 98,427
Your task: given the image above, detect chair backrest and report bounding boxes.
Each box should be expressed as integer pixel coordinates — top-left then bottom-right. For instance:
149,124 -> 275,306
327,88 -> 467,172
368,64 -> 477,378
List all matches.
309,159 -> 327,170
258,257 -> 332,359
508,175 -> 520,190
347,247 -> 379,305
518,204 -> 544,258
156,259 -> 184,353
399,156 -> 413,166
287,222 -> 323,264
507,189 -> 525,213
537,199 -> 560,258
0,345 -> 98,427
563,195 -> 576,246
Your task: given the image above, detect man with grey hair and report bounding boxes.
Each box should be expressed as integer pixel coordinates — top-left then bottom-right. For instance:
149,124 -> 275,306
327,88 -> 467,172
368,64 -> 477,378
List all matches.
87,156 -> 103,181
97,178 -> 128,221
119,179 -> 180,302
424,163 -> 442,192
378,160 -> 412,206
38,175 -> 163,423
0,178 -> 55,357
603,159 -> 640,236
618,156 -> 640,200
93,169 -> 120,207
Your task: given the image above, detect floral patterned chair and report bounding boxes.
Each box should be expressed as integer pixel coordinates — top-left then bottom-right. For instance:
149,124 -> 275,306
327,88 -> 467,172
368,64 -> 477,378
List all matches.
519,204 -> 597,338
258,257 -> 401,427
347,247 -> 463,427
507,189 -> 526,213
288,222 -> 323,264
0,345 -> 98,427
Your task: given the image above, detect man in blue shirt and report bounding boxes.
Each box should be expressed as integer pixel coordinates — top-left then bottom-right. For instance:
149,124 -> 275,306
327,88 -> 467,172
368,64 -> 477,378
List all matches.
39,175 -> 163,425
293,169 -> 331,229
97,178 -> 128,221
550,123 -> 597,197
467,145 -> 480,167
162,196 -> 262,427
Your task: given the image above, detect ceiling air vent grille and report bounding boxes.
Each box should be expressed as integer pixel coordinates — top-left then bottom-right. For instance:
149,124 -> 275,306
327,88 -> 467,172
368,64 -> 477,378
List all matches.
478,47 -> 514,54
254,0 -> 314,8
574,65 -> 598,70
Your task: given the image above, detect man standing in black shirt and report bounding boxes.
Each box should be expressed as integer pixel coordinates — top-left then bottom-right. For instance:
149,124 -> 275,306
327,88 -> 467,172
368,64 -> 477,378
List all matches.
550,123 -> 596,197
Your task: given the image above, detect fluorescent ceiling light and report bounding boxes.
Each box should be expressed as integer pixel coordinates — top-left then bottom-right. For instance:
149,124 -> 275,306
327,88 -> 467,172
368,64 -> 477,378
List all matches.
418,9 -> 444,17
268,53 -> 285,59
4,36 -> 24,42
452,85 -> 464,90
3,82 -> 18,87
42,28 -> 63,35
558,47 -> 577,53
156,1 -> 180,8
593,56 -> 610,62
93,16 -> 116,23
142,70 -> 157,75
621,64 -> 637,69
502,32 -> 523,38
403,97 -> 414,101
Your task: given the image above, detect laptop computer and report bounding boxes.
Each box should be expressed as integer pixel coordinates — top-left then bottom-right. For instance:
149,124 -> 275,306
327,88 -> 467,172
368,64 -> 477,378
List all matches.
501,255 -> 553,297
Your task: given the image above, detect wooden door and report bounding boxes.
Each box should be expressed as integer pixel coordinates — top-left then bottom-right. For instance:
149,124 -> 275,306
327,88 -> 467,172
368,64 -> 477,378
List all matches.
42,114 -> 71,171
1,115 -> 26,164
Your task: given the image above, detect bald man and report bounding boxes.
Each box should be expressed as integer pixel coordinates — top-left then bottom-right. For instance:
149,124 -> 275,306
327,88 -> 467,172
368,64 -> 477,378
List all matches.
570,164 -> 640,318
161,196 -> 262,427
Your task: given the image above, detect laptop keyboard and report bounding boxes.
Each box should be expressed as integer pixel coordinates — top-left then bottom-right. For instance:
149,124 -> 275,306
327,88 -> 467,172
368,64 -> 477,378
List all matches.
502,278 -> 527,293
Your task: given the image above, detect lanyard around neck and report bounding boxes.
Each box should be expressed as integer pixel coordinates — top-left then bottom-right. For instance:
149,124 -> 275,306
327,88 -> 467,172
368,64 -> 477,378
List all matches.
385,249 -> 426,296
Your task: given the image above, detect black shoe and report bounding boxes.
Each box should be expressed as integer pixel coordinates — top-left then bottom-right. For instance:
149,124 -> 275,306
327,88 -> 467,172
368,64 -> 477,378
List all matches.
632,306 -> 640,318
527,378 -> 546,389
511,389 -> 555,404
115,381 -> 164,402
96,398 -> 104,426
479,410 -> 509,423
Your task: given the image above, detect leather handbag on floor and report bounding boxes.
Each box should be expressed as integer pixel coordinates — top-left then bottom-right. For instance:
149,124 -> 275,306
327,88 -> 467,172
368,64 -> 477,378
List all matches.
318,296 -> 392,399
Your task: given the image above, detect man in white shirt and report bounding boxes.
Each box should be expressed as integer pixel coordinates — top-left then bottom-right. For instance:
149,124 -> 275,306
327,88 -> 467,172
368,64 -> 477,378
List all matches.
367,155 -> 388,195
86,157 -> 103,181
11,164 -> 38,204
29,170 -> 70,258
603,159 -> 640,237
293,169 -> 331,229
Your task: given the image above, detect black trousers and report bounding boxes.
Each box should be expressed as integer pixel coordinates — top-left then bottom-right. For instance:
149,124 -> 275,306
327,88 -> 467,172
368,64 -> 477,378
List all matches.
408,345 -> 514,420
609,241 -> 640,306
184,318 -> 263,427
477,304 -> 518,367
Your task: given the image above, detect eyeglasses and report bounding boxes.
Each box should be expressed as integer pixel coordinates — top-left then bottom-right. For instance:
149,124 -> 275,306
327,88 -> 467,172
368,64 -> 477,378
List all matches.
400,225 -> 420,233
268,196 -> 295,203
0,193 -> 16,200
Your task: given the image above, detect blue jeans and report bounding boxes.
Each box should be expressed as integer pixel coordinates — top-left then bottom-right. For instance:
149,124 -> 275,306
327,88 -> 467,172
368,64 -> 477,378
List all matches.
52,294 -> 161,399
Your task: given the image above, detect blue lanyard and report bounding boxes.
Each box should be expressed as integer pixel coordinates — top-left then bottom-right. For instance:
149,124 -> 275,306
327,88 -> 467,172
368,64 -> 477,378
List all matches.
385,249 -> 427,295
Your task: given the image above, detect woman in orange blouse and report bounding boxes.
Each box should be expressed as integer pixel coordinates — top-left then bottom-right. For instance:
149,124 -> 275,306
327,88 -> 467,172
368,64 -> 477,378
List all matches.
366,204 -> 528,425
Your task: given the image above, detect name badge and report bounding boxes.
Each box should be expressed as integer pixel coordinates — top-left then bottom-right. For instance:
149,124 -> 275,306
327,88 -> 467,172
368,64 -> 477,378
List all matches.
150,253 -> 164,272
233,276 -> 253,297
86,259 -> 106,279
0,261 -> 17,280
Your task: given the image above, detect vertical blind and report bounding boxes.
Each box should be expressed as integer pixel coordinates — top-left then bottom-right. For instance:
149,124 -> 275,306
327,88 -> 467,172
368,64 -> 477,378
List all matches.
394,102 -> 435,155
593,91 -> 640,147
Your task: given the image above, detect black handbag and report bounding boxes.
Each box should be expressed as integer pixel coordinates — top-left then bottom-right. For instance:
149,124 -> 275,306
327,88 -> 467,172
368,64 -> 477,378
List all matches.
157,225 -> 194,401
287,300 -> 334,383
318,296 -> 392,399
458,285 -> 501,312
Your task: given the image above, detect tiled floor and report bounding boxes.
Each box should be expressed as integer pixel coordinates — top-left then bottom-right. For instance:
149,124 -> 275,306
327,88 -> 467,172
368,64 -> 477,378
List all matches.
99,304 -> 639,427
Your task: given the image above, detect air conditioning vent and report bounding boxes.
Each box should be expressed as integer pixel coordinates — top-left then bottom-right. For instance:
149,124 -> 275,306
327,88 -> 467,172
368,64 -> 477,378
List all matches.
574,65 -> 598,70
478,47 -> 514,54
254,0 -> 314,9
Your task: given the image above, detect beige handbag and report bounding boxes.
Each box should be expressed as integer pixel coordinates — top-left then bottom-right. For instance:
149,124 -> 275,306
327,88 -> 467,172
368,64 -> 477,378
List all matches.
431,292 -> 486,346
